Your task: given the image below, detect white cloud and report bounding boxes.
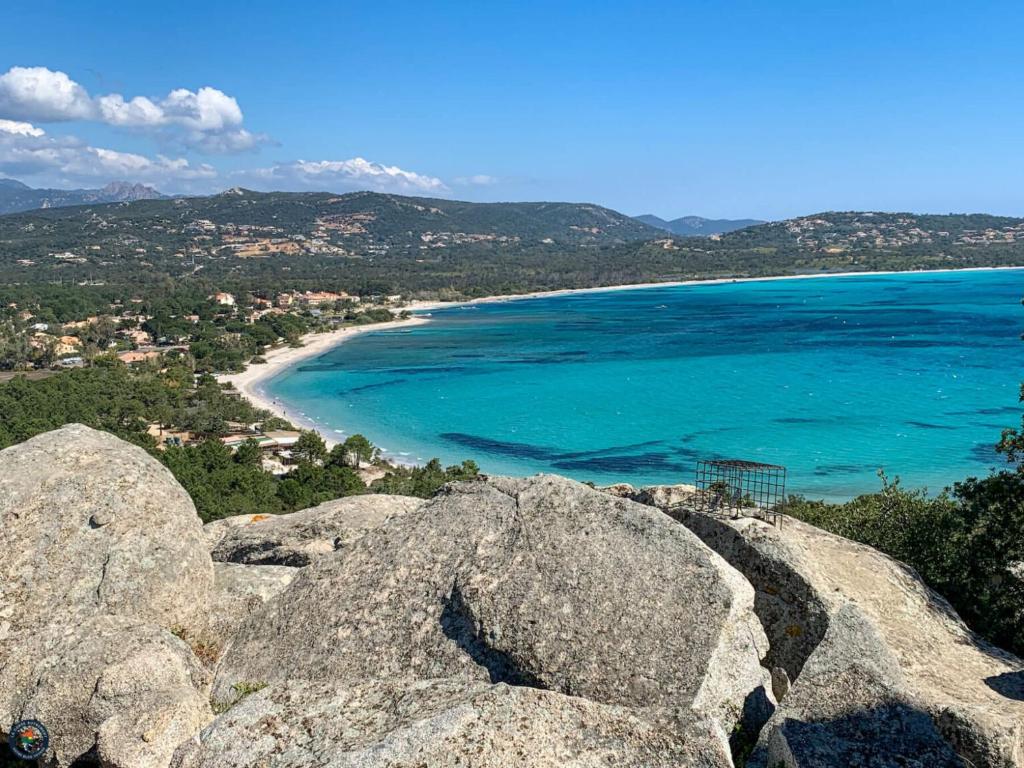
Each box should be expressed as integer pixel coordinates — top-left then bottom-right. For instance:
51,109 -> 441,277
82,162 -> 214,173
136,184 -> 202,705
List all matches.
184,128 -> 270,154
0,67 -> 94,122
161,87 -> 243,131
454,174 -> 499,186
0,127 -> 215,186
240,157 -> 448,194
0,118 -> 45,137
0,66 -> 265,154
95,93 -> 165,127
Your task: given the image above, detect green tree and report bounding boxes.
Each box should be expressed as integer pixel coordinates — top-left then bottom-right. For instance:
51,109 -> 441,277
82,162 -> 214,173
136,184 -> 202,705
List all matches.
341,433 -> 376,467
293,430 -> 327,465
235,438 -> 263,467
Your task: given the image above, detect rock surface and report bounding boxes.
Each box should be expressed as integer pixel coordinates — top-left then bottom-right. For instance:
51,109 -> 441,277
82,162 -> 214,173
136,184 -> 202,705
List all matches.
671,508 -> 1024,768
600,482 -> 699,508
205,494 -> 423,566
753,603 -> 966,767
0,615 -> 211,768
207,563 -> 297,652
0,424 -> 212,637
214,475 -> 770,735
173,678 -> 733,768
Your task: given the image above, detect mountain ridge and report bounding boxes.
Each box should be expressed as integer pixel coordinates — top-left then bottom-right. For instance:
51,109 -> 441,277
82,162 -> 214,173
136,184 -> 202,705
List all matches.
634,214 -> 765,236
1,192 -> 1023,302
0,178 -> 165,215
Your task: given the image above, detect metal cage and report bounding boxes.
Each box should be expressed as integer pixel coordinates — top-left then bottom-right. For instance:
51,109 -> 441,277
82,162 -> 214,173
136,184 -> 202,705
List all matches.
694,459 -> 786,525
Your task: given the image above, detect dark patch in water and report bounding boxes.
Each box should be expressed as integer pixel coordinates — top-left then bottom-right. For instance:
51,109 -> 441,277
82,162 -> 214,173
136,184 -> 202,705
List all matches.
680,427 -> 745,443
555,440 -> 667,460
438,433 -> 701,475
947,406 -> 1021,416
501,356 -> 584,365
814,463 -> 868,474
440,433 -> 556,460
551,452 -> 690,474
774,417 -> 825,425
968,443 -> 1010,464
905,421 -> 957,431
671,446 -> 705,463
382,365 -> 470,375
342,378 -> 408,395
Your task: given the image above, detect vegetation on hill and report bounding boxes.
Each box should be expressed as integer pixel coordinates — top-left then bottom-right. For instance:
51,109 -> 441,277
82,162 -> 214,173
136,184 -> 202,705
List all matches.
2,194 -> 1023,323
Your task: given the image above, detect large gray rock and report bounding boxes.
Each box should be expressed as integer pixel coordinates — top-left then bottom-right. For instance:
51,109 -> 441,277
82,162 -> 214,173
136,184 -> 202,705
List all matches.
207,562 -> 297,652
0,424 -> 212,637
173,678 -> 733,768
205,494 -> 423,566
214,476 -> 770,737
671,509 -> 1024,768
752,604 -> 965,767
0,615 -> 211,768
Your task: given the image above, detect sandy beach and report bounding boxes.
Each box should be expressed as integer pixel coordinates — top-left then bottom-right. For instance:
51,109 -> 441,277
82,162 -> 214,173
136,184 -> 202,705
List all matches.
218,315 -> 435,447
220,264 -> 1024,447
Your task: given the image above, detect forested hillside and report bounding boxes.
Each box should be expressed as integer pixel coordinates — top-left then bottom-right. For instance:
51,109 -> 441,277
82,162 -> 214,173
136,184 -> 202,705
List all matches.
2,193 -> 1023,315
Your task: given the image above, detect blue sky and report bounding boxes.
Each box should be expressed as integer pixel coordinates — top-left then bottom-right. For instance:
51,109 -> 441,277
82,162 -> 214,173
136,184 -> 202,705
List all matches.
1,0 -> 1023,219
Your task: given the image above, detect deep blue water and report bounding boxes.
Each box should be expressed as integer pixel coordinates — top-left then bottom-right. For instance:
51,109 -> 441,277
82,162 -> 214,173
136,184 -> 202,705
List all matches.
266,270 -> 1024,500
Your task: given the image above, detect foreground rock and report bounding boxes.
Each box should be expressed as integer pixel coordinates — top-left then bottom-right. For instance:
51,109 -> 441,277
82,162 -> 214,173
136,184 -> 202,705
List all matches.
207,563 -> 298,653
670,509 -> 1024,768
173,678 -> 733,768
205,494 -> 423,566
601,482 -> 699,508
0,424 -> 212,637
0,615 -> 211,768
214,475 -> 770,736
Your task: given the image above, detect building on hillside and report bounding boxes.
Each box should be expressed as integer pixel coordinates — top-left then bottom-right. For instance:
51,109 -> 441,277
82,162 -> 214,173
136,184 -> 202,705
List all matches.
117,350 -> 162,365
275,292 -> 295,308
212,292 -> 236,306
119,329 -> 153,346
299,290 -> 356,307
54,336 -> 82,356
63,316 -> 100,330
220,430 -> 302,454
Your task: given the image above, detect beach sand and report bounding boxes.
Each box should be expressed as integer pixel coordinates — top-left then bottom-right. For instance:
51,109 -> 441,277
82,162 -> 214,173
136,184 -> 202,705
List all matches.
218,315 -> 435,447
219,265 -> 1023,448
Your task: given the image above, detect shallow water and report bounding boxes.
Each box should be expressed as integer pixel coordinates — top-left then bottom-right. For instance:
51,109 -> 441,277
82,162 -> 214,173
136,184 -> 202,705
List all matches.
267,270 -> 1024,500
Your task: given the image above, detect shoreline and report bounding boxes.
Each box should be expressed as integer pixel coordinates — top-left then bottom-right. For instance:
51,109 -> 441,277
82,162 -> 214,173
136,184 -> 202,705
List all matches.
220,264 -> 1024,451
413,264 -> 1024,310
218,316 -> 434,449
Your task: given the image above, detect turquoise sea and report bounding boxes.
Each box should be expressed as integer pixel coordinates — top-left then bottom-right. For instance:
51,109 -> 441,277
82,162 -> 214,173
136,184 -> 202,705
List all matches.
266,270 -> 1024,500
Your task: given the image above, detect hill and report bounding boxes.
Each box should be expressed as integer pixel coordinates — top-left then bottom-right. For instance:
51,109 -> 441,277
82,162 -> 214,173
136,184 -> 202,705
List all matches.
1,197 -> 1023,311
635,214 -> 764,236
0,178 -> 164,215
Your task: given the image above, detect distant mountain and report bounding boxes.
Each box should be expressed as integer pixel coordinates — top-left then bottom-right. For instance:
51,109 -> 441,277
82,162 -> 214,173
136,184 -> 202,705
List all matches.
635,214 -> 764,237
0,179 -> 165,215
0,187 -> 663,246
